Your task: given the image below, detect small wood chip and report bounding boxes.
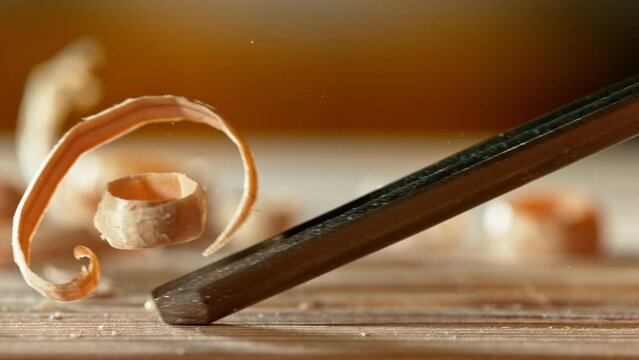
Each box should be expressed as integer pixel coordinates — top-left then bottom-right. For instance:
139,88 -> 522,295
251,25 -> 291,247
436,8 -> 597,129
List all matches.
297,301 -> 320,310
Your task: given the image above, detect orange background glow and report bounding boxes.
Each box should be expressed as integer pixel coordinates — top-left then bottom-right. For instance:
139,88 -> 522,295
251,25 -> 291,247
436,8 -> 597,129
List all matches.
1,1 -> 638,133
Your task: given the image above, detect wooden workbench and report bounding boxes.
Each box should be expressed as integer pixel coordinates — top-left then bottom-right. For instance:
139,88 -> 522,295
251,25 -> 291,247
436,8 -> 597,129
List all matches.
1,135 -> 638,359
3,253 -> 639,359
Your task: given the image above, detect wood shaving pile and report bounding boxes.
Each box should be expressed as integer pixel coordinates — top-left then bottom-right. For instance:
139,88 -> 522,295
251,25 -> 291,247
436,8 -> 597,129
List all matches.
483,188 -> 601,261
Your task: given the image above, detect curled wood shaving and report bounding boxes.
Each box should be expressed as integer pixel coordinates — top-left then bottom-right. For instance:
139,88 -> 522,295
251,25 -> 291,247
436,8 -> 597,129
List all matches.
483,188 -> 600,260
16,39 -> 105,228
16,38 -> 102,182
43,264 -> 116,298
94,172 -> 207,250
13,96 -> 257,300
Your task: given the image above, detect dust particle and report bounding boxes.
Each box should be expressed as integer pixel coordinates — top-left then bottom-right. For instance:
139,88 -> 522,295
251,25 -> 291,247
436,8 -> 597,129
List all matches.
144,298 -> 158,312
49,311 -> 62,320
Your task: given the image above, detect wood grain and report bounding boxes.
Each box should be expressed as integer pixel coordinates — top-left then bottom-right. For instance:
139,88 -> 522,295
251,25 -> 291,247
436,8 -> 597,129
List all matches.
2,252 -> 639,359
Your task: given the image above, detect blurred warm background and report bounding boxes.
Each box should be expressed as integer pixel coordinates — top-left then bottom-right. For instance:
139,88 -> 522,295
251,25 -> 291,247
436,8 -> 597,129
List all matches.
2,0 -> 639,133
0,0 -> 639,268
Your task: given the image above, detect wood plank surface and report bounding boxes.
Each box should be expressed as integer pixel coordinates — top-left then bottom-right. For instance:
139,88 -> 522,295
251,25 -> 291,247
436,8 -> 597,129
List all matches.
2,252 -> 639,359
